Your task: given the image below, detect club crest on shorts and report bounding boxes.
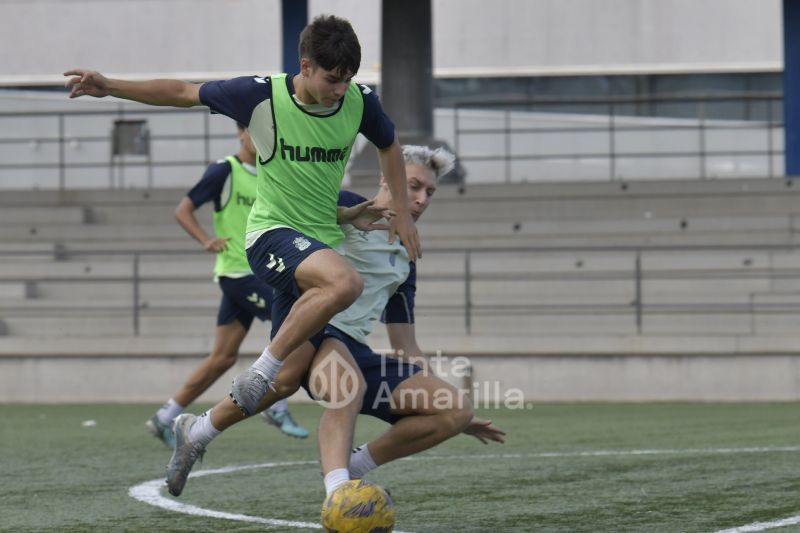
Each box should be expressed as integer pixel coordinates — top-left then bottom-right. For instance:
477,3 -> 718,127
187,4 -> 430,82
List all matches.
293,237 -> 311,251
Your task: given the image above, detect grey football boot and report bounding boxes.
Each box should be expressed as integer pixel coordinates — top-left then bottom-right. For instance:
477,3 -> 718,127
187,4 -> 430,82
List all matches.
229,369 -> 271,416
165,414 -> 205,497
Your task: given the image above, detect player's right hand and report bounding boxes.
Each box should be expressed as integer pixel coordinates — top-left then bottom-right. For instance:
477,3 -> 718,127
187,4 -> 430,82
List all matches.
64,69 -> 110,98
337,199 -> 395,231
463,417 -> 506,444
388,211 -> 421,262
203,236 -> 231,253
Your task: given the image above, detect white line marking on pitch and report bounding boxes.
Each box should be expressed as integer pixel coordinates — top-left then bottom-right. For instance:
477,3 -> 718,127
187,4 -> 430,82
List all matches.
129,459 -> 418,532
128,447 -> 800,532
713,515 -> 800,533
413,446 -> 800,461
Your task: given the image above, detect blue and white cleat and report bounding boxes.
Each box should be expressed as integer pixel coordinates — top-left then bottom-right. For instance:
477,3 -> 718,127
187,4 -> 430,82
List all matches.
262,408 -> 309,439
146,414 -> 176,449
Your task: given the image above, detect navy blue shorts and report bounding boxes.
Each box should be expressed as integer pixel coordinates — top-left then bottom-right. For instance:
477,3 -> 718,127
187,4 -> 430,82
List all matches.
246,228 -> 330,298
217,275 -> 275,330
289,323 -> 422,424
270,288 -> 423,423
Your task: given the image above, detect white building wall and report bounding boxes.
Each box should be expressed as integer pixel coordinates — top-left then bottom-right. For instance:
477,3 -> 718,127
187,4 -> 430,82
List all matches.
434,0 -> 783,77
0,0 -> 782,86
5,352 -> 800,403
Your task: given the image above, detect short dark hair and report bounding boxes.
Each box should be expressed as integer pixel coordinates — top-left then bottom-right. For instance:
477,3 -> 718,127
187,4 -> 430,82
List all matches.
298,14 -> 361,77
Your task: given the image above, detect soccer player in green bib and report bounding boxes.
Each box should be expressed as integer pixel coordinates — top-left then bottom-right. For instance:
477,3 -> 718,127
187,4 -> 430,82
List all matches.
65,14 -> 420,492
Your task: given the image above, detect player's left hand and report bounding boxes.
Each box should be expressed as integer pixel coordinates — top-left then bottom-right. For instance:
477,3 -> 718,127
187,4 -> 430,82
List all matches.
337,199 -> 395,231
463,416 -> 506,444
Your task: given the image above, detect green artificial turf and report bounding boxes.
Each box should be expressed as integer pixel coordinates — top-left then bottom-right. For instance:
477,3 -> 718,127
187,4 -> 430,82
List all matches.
2,402 -> 800,532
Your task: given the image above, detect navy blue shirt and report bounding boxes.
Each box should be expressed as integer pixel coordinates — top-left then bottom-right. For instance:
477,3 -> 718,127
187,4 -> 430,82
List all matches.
187,158 -> 234,211
381,262 -> 416,325
199,75 -> 396,158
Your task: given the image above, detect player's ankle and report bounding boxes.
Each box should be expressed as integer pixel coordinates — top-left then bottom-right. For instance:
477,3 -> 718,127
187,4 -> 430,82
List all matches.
323,468 -> 350,496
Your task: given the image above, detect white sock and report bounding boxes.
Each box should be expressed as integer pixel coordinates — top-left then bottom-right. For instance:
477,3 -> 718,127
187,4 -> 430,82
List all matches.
324,468 -> 350,496
251,346 -> 283,384
271,398 -> 289,413
187,409 -> 220,448
349,444 -> 378,479
156,398 -> 184,426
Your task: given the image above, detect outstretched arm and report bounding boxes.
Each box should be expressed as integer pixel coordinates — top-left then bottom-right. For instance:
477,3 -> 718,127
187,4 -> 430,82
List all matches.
377,138 -> 421,261
387,323 -> 505,444
64,68 -> 201,107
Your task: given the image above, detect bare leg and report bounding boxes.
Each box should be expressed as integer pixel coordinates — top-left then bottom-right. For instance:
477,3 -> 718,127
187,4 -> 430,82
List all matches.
269,249 -> 363,359
310,338 -> 366,476
166,340 -> 317,497
210,341 -> 316,430
363,373 -> 473,467
173,320 -> 248,407
231,250 -> 363,415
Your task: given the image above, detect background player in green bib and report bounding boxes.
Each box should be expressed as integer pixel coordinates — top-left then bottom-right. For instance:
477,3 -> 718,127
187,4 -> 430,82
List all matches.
145,124 -> 309,448
65,14 -> 419,494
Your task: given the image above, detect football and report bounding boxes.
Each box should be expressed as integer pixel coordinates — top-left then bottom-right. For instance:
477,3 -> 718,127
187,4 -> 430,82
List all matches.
321,479 -> 395,533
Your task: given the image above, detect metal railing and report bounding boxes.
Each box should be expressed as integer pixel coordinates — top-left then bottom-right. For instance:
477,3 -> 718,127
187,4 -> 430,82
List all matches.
0,107 -> 222,190
452,92 -> 785,182
3,243 -> 800,337
0,91 -> 787,190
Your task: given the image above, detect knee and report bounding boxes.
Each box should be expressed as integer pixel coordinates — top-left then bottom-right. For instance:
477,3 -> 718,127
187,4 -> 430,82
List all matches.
355,374 -> 367,404
329,270 -> 363,311
273,379 -> 300,399
343,373 -> 367,411
309,355 -> 366,408
446,398 -> 474,434
330,371 -> 365,412
210,350 -> 238,373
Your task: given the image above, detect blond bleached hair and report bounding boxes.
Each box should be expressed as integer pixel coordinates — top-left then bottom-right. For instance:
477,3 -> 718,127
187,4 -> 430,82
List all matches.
402,145 -> 456,179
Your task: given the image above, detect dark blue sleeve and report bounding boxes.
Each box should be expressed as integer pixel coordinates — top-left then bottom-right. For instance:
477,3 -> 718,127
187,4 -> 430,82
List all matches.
199,76 -> 272,127
357,85 -> 395,150
187,160 -> 232,211
381,262 -> 416,324
337,190 -> 368,208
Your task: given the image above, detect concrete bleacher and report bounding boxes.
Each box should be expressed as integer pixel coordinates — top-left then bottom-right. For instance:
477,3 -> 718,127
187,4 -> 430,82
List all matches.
4,177 -> 800,401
